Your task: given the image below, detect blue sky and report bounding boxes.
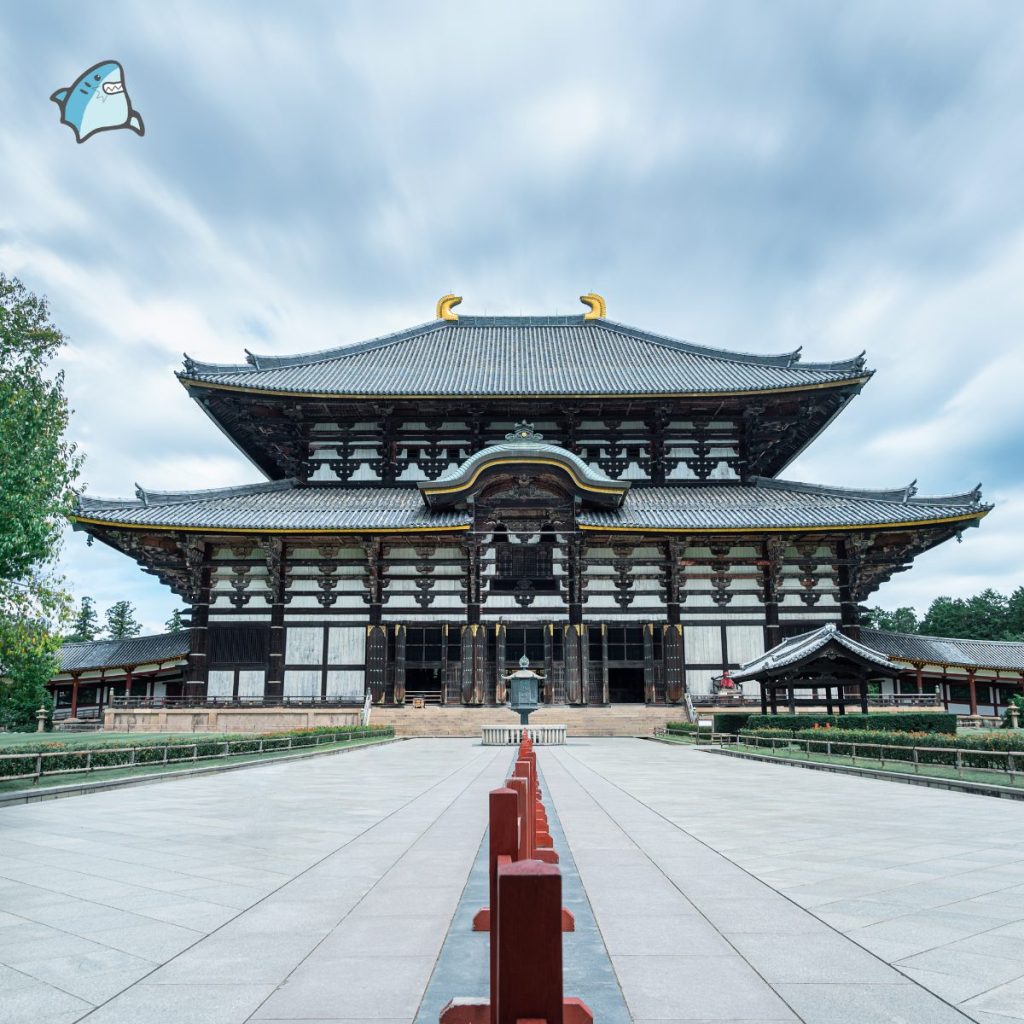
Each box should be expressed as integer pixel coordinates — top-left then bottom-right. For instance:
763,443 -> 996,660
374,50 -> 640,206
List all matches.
1,1 -> 1022,632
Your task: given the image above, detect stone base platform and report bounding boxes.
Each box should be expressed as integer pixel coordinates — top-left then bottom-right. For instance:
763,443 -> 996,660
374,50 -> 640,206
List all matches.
102,704 -> 692,736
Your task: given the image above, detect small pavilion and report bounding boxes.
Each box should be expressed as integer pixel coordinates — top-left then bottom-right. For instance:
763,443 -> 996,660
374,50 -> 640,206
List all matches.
732,624 -> 900,715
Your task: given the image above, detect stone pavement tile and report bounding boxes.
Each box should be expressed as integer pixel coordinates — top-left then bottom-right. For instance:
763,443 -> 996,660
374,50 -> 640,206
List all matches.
946,921 -> 1024,960
83,982 -> 277,1024
961,975 -> 1024,1021
610,953 -> 799,1021
0,974 -> 93,1024
848,909 -> 1008,961
597,912 -> 736,956
775,982 -> 974,1023
315,913 -> 449,958
86,919 -> 205,961
811,897 -> 919,930
8,945 -> 156,1004
253,954 -> 435,1019
0,929 -> 120,967
727,930 -> 905,984
692,895 -> 833,935
355,883 -> 466,917
143,929 -> 325,985
896,945 -> 1024,1002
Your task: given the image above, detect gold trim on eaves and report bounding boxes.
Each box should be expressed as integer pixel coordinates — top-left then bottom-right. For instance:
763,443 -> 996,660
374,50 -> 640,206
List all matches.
421,457 -> 624,497
70,508 -> 986,536
178,376 -> 872,402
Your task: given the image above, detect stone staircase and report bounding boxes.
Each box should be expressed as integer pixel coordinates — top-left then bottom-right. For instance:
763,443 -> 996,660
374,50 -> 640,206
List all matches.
371,704 -> 688,738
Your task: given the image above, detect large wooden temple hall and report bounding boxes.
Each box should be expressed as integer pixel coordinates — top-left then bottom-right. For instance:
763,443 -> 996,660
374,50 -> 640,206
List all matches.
67,294 -> 990,711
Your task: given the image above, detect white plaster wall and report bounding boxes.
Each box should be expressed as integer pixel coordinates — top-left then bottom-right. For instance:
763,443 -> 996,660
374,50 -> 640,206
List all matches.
327,670 -> 364,698
684,625 -> 722,664
238,670 -> 266,698
207,670 -> 234,698
328,627 -> 366,665
286,627 -> 323,665
284,670 -> 321,697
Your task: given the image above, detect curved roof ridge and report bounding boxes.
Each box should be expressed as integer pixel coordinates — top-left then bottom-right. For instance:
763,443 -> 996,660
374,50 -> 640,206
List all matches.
78,478 -> 299,510
751,477 -> 986,507
181,319 -> 447,376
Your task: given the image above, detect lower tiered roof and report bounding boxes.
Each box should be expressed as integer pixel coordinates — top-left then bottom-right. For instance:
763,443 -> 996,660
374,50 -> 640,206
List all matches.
73,477 -> 988,534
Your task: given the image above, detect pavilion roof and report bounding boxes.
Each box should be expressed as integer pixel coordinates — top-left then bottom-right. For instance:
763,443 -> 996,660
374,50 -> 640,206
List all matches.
732,624 -> 898,681
72,477 -> 987,533
178,315 -> 870,398
58,631 -> 190,673
860,629 -> 1024,672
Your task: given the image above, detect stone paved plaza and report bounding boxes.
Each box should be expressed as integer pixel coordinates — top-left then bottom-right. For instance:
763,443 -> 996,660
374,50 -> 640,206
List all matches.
0,738 -> 1022,1023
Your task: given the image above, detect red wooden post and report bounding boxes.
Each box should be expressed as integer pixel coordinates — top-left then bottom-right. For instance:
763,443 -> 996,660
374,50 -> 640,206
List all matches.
507,777 -> 531,860
969,670 -> 978,716
70,676 -> 80,718
495,861 -> 592,1024
472,788 -> 519,935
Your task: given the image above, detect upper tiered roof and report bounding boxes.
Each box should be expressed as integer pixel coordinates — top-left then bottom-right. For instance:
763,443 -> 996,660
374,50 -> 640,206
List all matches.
179,315 -> 870,398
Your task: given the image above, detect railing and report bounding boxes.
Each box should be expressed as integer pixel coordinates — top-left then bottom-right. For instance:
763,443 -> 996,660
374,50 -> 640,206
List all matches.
481,724 -> 566,745
732,733 -> 1024,787
688,693 -> 942,707
108,695 -> 364,710
0,728 -> 388,785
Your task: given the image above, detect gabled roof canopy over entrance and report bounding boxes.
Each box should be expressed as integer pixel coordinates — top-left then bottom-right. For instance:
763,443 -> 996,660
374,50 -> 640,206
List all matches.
418,423 -> 629,510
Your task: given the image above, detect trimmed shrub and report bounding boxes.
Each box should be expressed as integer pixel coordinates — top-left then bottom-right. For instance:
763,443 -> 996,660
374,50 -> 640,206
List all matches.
711,713 -> 754,734
0,724 -> 393,780
665,722 -> 699,734
741,713 -> 956,735
739,727 -> 1024,772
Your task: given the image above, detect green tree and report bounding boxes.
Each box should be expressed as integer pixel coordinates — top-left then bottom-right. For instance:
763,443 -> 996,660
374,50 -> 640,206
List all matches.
105,601 -> 142,640
861,606 -> 919,633
919,589 -> 1011,641
164,608 -> 186,633
0,275 -> 80,730
67,596 -> 99,642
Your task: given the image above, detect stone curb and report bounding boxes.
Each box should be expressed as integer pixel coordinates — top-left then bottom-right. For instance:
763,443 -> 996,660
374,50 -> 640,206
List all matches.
0,736 -> 403,808
700,745 -> 1024,800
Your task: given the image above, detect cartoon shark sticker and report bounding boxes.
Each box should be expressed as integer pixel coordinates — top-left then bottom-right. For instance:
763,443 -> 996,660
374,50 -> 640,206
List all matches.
51,60 -> 144,143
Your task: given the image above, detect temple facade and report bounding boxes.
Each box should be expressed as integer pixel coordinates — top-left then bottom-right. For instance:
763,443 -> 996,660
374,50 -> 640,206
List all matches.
68,295 -> 989,709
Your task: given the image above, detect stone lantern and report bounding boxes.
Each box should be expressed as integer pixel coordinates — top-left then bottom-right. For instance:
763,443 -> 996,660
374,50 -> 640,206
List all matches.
505,655 -> 543,727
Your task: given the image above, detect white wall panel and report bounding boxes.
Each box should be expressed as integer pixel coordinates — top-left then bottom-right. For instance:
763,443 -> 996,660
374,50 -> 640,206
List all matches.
286,627 -> 323,665
284,670 -> 320,697
327,670 -> 364,698
328,627 -> 366,665
684,625 -> 722,664
726,626 -> 764,666
207,670 -> 234,697
238,671 -> 266,697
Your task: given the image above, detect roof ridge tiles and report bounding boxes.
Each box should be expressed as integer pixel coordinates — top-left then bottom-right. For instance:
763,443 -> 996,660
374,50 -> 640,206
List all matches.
79,478 -> 300,510
751,476 -> 986,507
861,627 -> 1023,649
177,315 -> 871,380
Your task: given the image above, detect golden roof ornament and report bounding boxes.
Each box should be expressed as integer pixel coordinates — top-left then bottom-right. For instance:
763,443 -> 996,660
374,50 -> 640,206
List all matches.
580,292 -> 606,319
436,294 -> 462,321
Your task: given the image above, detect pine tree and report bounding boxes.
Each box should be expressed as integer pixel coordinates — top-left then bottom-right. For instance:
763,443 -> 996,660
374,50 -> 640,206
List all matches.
105,600 -> 142,640
67,596 -> 99,642
164,608 -> 186,634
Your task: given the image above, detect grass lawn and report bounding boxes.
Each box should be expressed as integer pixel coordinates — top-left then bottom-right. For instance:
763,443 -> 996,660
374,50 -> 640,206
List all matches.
729,740 -> 1024,790
0,733 -> 392,794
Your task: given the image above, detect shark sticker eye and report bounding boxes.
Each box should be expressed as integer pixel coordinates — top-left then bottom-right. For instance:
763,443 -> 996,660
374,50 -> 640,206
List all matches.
94,74 -> 101,81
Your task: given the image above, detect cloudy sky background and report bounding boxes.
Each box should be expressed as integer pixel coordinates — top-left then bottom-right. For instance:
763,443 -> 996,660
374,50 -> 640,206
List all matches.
1,1 -> 1022,632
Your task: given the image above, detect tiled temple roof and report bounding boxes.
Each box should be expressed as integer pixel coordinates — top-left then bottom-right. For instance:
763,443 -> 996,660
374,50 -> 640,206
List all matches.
178,316 -> 871,397
733,624 -> 898,681
860,629 -> 1024,672
58,632 -> 190,672
73,477 -> 987,533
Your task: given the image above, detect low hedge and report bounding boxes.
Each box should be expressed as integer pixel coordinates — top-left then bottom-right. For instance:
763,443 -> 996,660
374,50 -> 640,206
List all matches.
740,713 -> 956,735
0,724 -> 393,780
712,713 -> 754,734
739,726 -> 1024,771
664,722 -> 699,734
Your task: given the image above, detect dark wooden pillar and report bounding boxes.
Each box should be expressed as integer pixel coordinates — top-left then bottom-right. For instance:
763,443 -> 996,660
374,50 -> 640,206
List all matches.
836,538 -> 861,639
563,624 -> 588,705
837,684 -> 847,715
567,536 -> 584,627
494,624 -> 507,704
762,539 -> 783,650
393,625 -> 407,704
600,624 -> 610,705
266,538 -> 285,701
663,624 -> 685,704
760,682 -> 768,715
643,624 -> 656,704
666,540 -> 683,627
860,681 -> 869,714
968,670 -> 978,716
915,663 -> 924,694
543,625 -> 555,703
460,624 -> 485,704
185,540 -> 210,697
787,685 -> 796,714
825,686 -> 834,715
769,685 -> 778,715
